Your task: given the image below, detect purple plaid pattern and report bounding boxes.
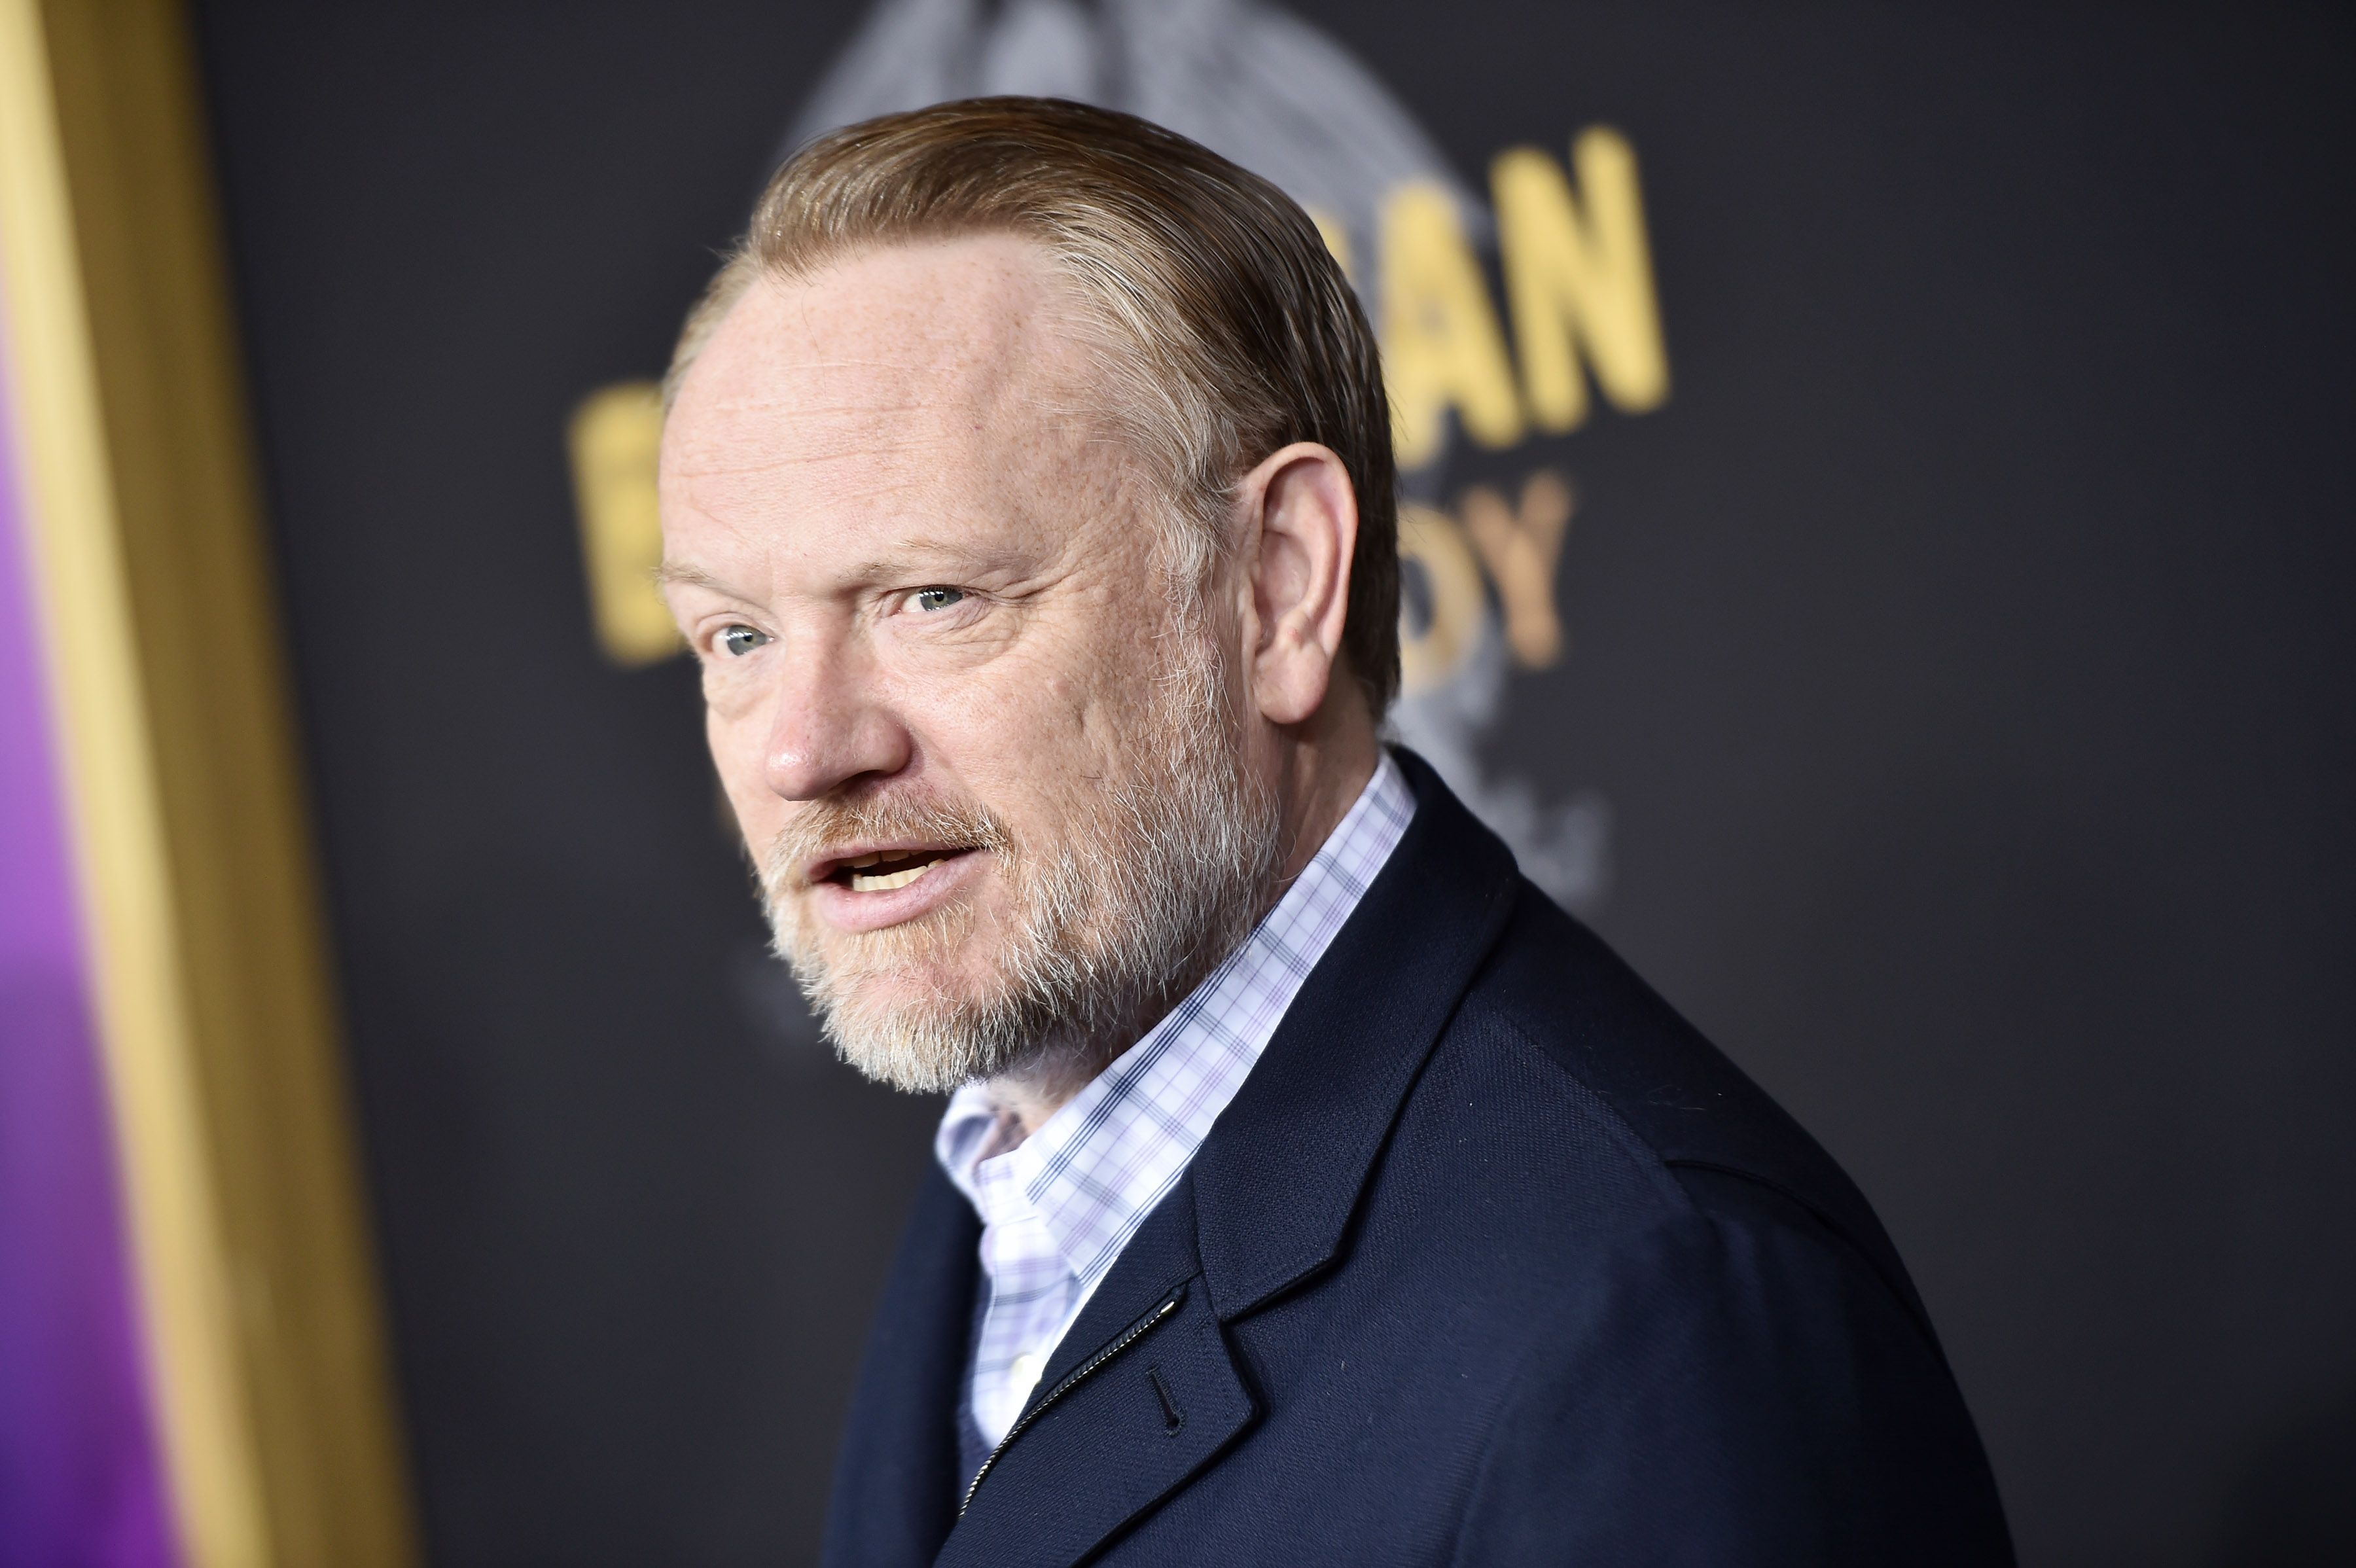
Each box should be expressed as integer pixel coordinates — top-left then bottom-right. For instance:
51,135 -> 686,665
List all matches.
937,753 -> 1416,1448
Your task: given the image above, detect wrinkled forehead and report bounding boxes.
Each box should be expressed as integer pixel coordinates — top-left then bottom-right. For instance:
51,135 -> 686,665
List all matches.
661,233 -> 1099,478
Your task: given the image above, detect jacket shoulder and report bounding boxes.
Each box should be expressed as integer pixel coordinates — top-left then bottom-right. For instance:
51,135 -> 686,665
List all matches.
1450,881 -> 1938,1341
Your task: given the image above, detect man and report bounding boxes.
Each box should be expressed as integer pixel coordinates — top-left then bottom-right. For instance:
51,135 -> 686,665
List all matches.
658,97 -> 2012,1566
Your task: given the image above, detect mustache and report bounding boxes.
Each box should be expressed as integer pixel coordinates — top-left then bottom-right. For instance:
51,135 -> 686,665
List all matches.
759,787 -> 1014,891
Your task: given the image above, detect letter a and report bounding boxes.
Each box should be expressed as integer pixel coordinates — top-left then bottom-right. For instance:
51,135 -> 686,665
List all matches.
1380,181 -> 1524,471
1493,128 -> 1671,432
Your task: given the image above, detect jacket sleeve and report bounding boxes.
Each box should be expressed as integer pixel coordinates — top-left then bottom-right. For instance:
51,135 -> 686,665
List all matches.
1450,1172 -> 2014,1567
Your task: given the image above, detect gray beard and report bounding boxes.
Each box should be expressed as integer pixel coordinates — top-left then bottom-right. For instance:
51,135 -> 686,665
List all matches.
760,632 -> 1282,1096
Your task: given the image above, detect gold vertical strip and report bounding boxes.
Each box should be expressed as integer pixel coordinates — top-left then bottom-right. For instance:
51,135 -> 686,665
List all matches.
0,2 -> 418,1564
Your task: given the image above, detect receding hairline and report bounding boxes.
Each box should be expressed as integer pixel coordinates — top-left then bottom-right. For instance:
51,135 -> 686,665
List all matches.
658,236 -> 1166,560
658,235 -> 1182,607
665,228 -> 1111,422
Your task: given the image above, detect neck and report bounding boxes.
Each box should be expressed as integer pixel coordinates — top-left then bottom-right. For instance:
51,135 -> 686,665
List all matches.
982,1046 -> 1100,1139
984,698 -> 1382,1137
1268,698 -> 1383,891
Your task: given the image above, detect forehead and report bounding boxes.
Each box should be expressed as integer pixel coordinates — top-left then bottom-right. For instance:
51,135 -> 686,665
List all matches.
661,234 -> 1096,495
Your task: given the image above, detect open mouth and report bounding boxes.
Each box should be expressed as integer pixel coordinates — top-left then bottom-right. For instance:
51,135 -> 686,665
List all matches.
829,847 -> 971,893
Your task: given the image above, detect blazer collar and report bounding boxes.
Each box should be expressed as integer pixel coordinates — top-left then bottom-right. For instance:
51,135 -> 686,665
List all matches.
1190,745 -> 1521,1320
938,749 -> 1522,1567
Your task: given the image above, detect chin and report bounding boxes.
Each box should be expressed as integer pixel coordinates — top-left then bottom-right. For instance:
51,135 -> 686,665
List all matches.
813,971 -> 1044,1096
835,958 -> 999,1026
772,912 -> 1031,1080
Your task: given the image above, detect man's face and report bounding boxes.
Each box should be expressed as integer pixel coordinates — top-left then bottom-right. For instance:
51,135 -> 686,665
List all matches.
658,236 -> 1277,1090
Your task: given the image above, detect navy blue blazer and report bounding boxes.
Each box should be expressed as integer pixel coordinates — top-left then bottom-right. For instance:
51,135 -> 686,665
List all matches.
823,751 -> 2013,1566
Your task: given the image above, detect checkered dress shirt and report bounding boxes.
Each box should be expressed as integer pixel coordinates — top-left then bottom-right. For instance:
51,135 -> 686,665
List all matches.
935,753 -> 1417,1464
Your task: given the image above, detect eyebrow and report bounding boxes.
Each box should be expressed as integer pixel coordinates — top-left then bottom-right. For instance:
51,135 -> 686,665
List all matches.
651,560 -> 742,596
653,532 -> 1023,600
845,535 -> 1007,579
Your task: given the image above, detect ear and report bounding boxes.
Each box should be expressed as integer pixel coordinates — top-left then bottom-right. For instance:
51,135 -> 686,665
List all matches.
1236,442 -> 1359,727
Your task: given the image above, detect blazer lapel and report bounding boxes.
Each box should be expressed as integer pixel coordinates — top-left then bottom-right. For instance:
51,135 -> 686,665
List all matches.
935,751 -> 1522,1567
938,1184 -> 1256,1568
821,1165 -> 977,1568
1190,748 -> 1520,1319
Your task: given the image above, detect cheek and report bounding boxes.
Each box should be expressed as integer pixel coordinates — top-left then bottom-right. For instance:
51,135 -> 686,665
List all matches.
958,632 -> 1171,804
876,664 -> 1080,834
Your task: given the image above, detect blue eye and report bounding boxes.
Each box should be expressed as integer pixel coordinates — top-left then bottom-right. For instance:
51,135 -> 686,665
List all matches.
718,624 -> 770,657
911,586 -> 965,613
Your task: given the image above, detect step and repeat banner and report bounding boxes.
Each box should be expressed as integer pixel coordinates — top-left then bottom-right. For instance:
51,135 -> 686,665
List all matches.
174,3 -> 2353,1564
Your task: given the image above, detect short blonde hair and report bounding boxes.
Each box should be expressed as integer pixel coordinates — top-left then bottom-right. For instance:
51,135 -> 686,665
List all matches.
667,96 -> 1401,716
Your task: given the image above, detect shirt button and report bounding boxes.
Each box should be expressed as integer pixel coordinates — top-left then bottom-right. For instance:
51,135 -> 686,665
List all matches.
1010,1352 -> 1046,1396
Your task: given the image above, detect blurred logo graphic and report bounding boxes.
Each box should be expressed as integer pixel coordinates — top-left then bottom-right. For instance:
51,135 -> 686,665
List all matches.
573,0 -> 1671,914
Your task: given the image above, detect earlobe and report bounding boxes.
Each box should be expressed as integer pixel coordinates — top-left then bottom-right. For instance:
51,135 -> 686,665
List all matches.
1241,442 -> 1359,728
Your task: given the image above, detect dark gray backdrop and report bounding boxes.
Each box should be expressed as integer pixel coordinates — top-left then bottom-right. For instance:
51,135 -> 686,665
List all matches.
192,3 -> 2355,1563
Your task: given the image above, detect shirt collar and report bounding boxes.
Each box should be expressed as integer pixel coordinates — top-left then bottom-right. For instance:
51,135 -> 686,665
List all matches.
935,751 -> 1417,1287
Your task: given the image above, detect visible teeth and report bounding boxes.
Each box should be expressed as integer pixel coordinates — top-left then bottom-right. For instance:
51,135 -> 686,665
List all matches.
846,853 -> 882,868
850,860 -> 936,893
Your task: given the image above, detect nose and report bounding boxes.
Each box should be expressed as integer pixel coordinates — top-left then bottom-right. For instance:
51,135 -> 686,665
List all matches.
759,638 -> 912,802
